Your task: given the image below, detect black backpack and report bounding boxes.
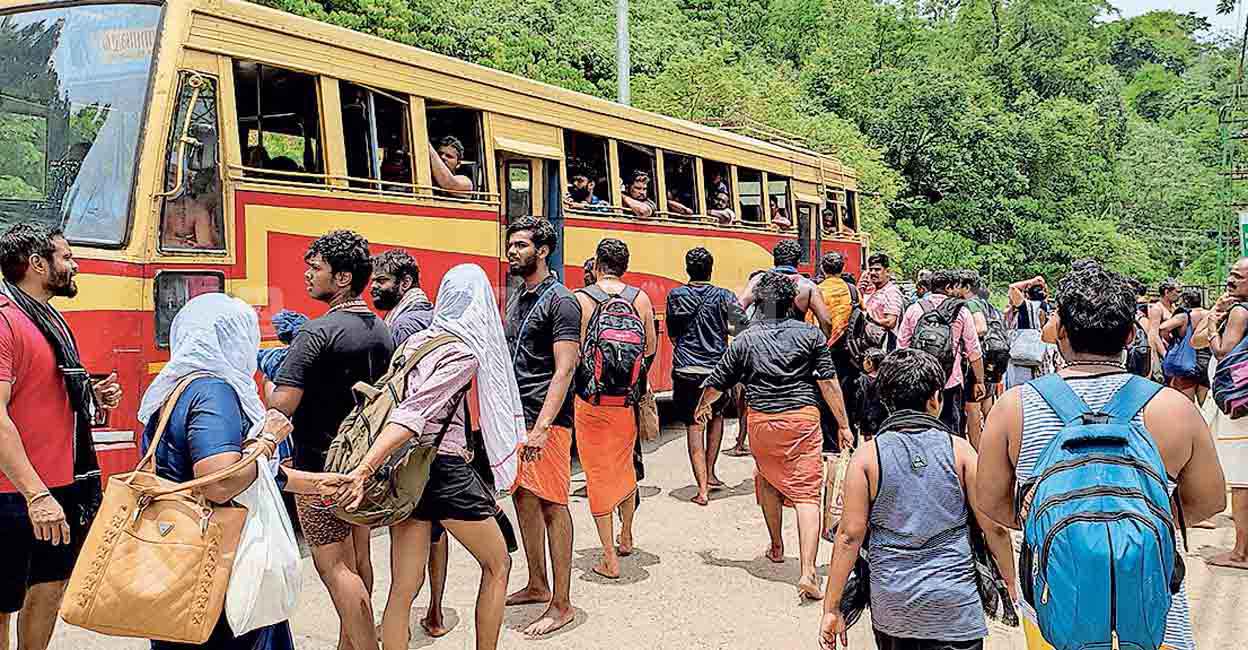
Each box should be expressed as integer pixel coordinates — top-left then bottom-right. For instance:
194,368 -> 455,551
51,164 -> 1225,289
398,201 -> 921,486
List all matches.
575,285 -> 647,406
911,297 -> 966,378
1126,320 -> 1152,378
842,285 -> 887,369
981,302 -> 1011,383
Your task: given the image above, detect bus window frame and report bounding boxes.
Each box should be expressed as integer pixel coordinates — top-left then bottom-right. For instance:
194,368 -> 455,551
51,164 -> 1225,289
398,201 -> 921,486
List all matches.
156,69 -> 228,256
736,166 -> 764,225
230,60 -> 328,186
657,149 -> 699,219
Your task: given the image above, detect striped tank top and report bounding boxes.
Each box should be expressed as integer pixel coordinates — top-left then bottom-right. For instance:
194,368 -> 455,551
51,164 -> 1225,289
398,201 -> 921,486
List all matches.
1019,372 -> 1195,650
868,426 -> 987,641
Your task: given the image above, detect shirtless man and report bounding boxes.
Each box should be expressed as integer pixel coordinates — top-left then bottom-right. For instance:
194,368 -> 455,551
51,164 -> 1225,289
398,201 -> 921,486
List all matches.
739,240 -> 833,337
430,136 -> 474,193
1148,278 -> 1180,379
708,191 -> 736,225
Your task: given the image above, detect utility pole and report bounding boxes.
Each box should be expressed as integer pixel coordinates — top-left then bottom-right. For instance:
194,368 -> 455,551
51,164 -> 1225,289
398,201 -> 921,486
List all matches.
616,0 -> 630,105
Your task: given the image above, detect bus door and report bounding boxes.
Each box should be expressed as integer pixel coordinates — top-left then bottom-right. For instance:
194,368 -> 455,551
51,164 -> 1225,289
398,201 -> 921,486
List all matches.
498,153 -> 564,304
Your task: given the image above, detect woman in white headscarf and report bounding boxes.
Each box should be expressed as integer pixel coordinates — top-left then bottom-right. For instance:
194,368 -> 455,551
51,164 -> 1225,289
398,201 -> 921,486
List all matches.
339,263 -> 525,650
137,294 -> 346,649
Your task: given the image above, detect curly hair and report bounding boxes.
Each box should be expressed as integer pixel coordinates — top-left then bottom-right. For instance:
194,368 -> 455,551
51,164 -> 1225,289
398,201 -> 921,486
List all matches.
877,348 -> 945,413
305,229 -> 373,295
685,247 -> 713,282
1057,261 -> 1136,356
0,223 -> 62,283
371,249 -> 420,287
506,216 -> 558,257
595,238 -> 630,277
752,271 -> 797,318
772,240 -> 802,268
820,252 -> 845,277
435,135 -> 465,160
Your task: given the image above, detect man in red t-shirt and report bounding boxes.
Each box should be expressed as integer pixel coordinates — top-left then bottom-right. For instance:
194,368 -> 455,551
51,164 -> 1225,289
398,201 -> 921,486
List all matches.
0,223 -> 120,650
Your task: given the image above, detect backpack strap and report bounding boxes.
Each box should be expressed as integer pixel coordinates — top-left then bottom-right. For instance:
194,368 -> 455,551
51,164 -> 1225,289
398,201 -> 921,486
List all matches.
579,285 -> 611,304
1100,375 -> 1163,424
620,285 -> 641,303
1028,374 -> 1094,426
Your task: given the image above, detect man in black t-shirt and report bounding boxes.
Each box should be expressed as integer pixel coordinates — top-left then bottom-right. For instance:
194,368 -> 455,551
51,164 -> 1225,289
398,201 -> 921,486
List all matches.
502,217 -> 582,637
270,230 -> 393,650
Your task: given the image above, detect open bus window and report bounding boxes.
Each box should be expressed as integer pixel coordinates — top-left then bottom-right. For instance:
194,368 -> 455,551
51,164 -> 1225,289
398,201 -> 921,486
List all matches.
768,176 -> 792,231
797,203 -> 814,264
160,73 -> 225,252
233,61 -> 324,183
824,189 -> 843,234
704,160 -> 733,223
663,152 -> 697,217
618,141 -> 656,218
844,189 -> 859,232
425,101 -> 484,196
154,271 -> 225,347
0,4 -> 162,246
340,82 -> 412,192
738,168 -> 764,224
564,131 -> 611,210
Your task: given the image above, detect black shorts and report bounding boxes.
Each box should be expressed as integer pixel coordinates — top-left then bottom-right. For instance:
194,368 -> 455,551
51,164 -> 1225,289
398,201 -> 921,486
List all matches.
0,484 -> 87,613
939,384 -> 966,437
414,455 -> 499,526
873,629 -> 983,650
672,370 -> 726,426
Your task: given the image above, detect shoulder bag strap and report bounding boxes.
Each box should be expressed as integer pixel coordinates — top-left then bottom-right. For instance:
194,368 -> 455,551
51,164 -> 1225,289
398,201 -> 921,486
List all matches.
512,283 -> 557,365
130,371 -> 216,478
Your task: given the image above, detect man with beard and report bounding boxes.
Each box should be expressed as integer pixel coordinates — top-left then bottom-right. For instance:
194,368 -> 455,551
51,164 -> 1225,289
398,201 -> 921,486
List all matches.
270,230 -> 393,650
0,223 -> 121,650
368,248 -> 457,638
502,217 -> 581,636
371,249 -> 434,347
739,240 -> 833,335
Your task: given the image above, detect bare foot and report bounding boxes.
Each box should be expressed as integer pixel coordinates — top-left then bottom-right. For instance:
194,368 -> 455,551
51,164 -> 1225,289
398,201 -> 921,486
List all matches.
1207,550 -> 1248,570
523,603 -> 576,637
765,544 -> 785,564
616,533 -> 634,557
420,613 -> 450,638
1193,519 -> 1219,530
691,492 -> 709,506
798,575 -> 824,602
725,446 -> 751,457
708,476 -> 726,488
592,560 -> 620,579
506,586 -> 552,606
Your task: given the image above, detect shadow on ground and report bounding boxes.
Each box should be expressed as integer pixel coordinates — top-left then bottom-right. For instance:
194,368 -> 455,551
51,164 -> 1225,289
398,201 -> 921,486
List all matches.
502,604 -> 589,640
570,485 -> 661,501
668,478 -> 754,504
698,549 -> 828,602
406,607 -> 462,648
572,547 -> 661,586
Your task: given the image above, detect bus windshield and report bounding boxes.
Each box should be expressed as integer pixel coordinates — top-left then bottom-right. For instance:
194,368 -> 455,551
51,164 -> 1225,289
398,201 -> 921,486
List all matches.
0,3 -> 162,246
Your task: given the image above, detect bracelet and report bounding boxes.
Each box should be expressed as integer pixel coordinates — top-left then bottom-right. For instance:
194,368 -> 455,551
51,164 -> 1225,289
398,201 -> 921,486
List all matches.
26,490 -> 51,506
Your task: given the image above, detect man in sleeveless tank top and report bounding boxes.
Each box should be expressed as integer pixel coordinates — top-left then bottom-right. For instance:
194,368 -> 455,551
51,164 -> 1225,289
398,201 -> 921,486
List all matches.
818,349 -> 1016,650
978,262 -> 1226,650
739,240 -> 834,335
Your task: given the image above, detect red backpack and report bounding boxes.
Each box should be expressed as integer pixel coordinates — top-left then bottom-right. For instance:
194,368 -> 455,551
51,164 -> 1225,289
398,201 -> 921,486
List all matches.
575,285 -> 647,406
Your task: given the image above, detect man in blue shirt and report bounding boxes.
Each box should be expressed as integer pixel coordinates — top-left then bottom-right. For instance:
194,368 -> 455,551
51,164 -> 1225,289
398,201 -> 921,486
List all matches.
667,247 -> 745,505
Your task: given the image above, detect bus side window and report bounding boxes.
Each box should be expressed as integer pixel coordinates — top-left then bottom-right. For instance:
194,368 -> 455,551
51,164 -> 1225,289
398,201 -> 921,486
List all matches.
160,72 -> 225,252
798,203 -> 814,264
824,189 -> 843,234
738,168 -> 764,224
426,101 -> 484,196
663,152 -> 697,217
564,131 -> 611,211
505,161 -> 532,220
340,82 -> 412,193
768,176 -> 792,231
233,61 -> 324,183
704,160 -> 734,224
618,141 -> 656,219
844,189 -> 859,232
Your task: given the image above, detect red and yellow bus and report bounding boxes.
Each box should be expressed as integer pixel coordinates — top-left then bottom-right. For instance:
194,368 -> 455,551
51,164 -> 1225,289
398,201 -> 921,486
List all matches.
0,0 -> 866,475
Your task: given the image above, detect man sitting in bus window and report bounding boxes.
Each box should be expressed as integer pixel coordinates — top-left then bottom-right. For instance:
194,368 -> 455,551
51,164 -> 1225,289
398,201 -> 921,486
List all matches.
621,170 -> 656,218
429,136 -> 474,194
565,173 -> 608,211
771,197 -> 792,230
822,208 -> 838,233
667,190 -> 694,216
708,191 -> 736,225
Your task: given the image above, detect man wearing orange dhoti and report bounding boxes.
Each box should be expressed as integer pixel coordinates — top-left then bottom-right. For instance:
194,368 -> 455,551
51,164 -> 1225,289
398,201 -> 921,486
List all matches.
691,271 -> 853,601
573,238 -> 658,580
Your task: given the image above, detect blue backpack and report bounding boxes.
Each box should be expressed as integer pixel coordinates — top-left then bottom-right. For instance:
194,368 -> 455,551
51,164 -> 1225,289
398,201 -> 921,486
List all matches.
1020,375 -> 1186,650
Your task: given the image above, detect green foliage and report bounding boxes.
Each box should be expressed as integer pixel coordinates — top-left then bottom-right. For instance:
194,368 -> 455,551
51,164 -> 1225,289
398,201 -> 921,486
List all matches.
249,0 -> 1235,288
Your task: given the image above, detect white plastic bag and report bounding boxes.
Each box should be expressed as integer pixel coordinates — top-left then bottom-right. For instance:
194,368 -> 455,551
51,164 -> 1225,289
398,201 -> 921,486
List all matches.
226,457 -> 301,636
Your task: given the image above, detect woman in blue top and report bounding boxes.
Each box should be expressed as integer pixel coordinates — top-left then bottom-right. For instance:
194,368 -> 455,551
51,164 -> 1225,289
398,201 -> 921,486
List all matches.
136,293 -> 345,650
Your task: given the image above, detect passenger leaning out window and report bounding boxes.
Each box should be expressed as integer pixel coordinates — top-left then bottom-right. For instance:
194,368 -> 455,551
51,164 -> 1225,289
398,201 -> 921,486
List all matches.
429,136 -> 473,194
621,170 -> 656,219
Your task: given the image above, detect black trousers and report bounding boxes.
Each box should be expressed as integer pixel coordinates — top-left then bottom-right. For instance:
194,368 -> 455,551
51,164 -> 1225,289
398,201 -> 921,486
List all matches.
939,384 -> 966,437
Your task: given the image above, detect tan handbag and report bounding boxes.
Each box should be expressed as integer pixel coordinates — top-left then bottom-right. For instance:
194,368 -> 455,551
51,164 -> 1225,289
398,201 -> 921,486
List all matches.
61,373 -> 274,644
636,390 -> 660,442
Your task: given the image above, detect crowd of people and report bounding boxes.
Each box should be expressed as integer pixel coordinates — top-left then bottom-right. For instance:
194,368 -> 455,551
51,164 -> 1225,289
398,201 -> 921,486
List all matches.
0,216 -> 1239,650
